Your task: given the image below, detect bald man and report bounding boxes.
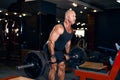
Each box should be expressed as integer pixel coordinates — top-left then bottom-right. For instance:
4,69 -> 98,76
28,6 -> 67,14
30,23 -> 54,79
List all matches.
43,9 -> 76,80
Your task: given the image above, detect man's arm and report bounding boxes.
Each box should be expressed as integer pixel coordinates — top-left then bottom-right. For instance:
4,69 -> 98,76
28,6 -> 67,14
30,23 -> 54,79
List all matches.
64,40 -> 71,60
65,40 -> 71,54
48,24 -> 64,56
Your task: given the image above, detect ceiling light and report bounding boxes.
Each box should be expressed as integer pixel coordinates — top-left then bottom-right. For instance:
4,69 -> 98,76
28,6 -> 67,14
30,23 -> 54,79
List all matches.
80,11 -> 83,14
84,7 -> 87,9
19,15 -> 22,18
5,13 -> 8,15
68,0 -> 103,11
22,13 -> 27,16
117,0 -> 120,3
76,22 -> 81,25
93,10 -> 97,12
72,2 -> 78,7
13,12 -> 17,15
57,20 -> 60,23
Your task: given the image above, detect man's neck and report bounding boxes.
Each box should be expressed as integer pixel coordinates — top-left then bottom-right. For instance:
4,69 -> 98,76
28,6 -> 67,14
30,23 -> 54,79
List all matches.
64,20 -> 71,28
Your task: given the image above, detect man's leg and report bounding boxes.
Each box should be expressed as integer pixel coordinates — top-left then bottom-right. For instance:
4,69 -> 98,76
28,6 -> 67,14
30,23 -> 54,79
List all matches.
58,62 -> 65,80
49,63 -> 57,80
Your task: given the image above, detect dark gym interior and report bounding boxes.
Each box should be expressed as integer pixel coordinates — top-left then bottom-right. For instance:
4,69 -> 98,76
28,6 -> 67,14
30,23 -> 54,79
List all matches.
0,0 -> 120,80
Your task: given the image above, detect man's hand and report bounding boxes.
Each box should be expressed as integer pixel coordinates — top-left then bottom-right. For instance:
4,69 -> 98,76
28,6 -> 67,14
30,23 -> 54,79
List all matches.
50,55 -> 56,64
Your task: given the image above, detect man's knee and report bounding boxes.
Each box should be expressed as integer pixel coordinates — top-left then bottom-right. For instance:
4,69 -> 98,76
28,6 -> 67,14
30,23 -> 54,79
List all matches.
51,64 -> 57,71
58,62 -> 65,71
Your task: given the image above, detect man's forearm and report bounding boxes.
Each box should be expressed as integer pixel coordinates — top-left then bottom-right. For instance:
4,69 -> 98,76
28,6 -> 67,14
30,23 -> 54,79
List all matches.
65,46 -> 70,54
65,40 -> 71,54
48,40 -> 55,55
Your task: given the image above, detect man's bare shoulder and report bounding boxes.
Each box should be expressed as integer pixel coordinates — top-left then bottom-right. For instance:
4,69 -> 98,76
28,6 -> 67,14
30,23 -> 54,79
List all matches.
53,24 -> 64,34
54,24 -> 63,29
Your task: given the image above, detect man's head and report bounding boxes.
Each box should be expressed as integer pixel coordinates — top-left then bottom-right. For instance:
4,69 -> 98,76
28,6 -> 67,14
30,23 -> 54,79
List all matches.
65,9 -> 76,25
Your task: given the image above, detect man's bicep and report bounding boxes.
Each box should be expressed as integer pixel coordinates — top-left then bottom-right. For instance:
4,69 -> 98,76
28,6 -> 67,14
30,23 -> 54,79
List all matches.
48,27 -> 61,43
47,28 -> 60,55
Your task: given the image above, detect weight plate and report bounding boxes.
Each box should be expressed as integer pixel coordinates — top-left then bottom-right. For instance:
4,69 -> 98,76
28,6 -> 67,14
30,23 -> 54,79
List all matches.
23,51 -> 45,78
68,47 -> 87,68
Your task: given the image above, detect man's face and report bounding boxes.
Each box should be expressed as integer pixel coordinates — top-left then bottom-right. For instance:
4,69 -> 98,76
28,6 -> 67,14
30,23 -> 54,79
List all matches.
68,11 -> 76,25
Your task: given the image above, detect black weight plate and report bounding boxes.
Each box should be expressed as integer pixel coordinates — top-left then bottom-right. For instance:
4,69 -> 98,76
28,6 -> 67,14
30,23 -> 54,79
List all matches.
23,51 -> 45,78
68,47 -> 87,68
40,50 -> 51,80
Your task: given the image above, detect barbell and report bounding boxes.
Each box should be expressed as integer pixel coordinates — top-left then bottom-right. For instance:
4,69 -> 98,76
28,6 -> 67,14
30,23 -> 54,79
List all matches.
16,47 -> 87,78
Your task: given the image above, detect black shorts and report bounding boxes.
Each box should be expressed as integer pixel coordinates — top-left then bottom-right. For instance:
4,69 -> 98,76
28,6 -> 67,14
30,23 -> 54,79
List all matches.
43,43 -> 66,63
55,51 -> 66,63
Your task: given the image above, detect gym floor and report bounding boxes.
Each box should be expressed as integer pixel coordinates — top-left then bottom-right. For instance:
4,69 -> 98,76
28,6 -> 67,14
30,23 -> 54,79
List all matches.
0,58 -> 79,80
0,51 -> 120,80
